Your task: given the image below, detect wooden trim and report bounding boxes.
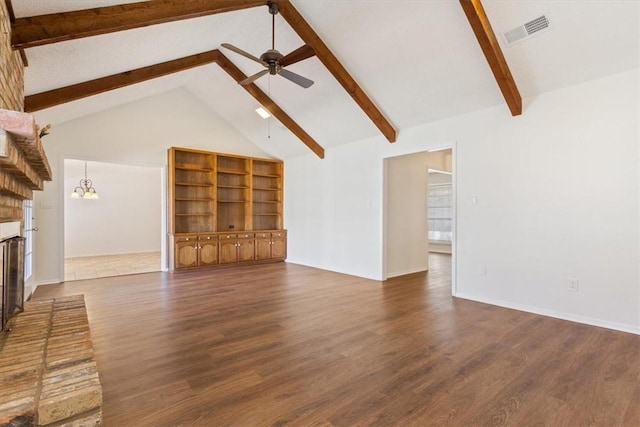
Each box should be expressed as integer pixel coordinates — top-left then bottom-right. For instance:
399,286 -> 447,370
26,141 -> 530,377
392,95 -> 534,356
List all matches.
11,0 -> 269,49
277,0 -> 397,143
215,51 -> 325,159
18,49 -> 28,67
24,50 -> 222,112
459,0 -> 522,116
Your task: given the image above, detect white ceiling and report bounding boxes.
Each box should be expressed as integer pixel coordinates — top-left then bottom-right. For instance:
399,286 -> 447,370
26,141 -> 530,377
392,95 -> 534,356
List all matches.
12,0 -> 640,159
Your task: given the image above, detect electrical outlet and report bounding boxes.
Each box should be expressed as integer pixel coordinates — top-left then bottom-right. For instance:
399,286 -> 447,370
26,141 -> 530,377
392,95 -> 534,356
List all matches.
567,278 -> 579,292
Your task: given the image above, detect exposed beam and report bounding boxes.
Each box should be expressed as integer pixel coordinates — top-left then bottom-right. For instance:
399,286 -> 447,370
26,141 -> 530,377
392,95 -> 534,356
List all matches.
5,0 -> 27,66
459,0 -> 522,116
13,0 -> 393,147
11,0 -> 269,49
24,50 -> 325,159
277,0 -> 397,143
215,51 -> 325,159
24,50 -> 222,112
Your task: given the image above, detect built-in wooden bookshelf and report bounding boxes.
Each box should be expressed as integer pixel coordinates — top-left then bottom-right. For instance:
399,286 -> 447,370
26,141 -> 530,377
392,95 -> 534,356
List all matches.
170,149 -> 216,234
252,159 -> 283,231
168,147 -> 285,271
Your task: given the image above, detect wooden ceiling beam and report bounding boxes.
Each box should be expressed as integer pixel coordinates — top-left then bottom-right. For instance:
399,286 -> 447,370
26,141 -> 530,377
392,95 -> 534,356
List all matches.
11,0 -> 269,49
277,0 -> 397,143
459,0 -> 522,116
23,50 -> 325,159
24,50 -> 222,112
215,51 -> 325,159
5,0 -> 28,66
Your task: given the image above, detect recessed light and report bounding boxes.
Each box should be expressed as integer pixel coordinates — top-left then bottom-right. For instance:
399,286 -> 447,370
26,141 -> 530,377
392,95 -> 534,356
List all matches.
255,107 -> 271,119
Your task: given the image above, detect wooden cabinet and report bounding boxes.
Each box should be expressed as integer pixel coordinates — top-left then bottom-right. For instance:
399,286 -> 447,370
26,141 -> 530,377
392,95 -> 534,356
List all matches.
219,233 -> 255,264
168,147 -> 286,271
198,235 -> 219,267
174,235 -> 198,269
255,231 -> 287,260
173,234 -> 219,269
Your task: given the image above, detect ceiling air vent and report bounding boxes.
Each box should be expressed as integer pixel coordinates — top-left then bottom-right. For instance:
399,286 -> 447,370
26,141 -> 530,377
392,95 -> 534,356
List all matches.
503,15 -> 550,46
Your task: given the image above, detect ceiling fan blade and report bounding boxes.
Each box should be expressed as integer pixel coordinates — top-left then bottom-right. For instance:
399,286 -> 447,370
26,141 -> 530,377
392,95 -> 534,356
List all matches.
279,44 -> 315,67
221,43 -> 268,66
240,69 -> 269,85
279,69 -> 314,88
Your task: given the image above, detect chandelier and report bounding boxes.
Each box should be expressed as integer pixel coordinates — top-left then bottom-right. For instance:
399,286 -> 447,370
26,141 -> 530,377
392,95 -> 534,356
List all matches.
70,161 -> 99,199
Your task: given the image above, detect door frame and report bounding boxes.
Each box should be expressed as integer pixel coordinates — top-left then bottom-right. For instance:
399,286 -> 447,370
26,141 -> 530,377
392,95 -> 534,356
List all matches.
382,143 -> 457,295
59,157 -> 168,280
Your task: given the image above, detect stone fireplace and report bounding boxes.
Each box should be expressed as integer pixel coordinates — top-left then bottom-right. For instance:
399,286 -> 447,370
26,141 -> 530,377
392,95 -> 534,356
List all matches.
1,226 -> 25,331
0,295 -> 103,426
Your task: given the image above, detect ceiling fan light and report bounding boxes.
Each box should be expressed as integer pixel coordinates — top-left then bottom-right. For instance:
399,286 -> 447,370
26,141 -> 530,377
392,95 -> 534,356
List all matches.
255,107 -> 271,119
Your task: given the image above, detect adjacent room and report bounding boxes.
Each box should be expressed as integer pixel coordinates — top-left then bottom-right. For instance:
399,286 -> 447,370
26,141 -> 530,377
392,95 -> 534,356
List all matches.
0,0 -> 638,426
64,159 -> 163,281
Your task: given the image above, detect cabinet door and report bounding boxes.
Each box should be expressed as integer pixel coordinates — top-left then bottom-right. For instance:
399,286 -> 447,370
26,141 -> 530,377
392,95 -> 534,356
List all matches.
238,238 -> 255,262
199,240 -> 218,266
255,233 -> 272,260
175,241 -> 198,269
219,239 -> 238,264
271,236 -> 286,259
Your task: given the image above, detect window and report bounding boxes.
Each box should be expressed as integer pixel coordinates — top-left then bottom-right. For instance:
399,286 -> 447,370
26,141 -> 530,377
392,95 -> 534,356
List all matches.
23,200 -> 33,281
427,183 -> 452,243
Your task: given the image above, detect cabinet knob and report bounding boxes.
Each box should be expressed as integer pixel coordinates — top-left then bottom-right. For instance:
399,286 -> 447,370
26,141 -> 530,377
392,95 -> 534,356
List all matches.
185,237 -> 190,241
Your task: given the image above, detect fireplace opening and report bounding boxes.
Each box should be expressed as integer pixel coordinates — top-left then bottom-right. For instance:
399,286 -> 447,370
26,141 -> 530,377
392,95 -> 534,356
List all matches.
1,236 -> 25,331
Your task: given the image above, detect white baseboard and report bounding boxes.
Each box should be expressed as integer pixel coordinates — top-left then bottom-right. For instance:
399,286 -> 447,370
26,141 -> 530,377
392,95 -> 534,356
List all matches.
387,267 -> 428,279
36,279 -> 63,286
454,292 -> 640,335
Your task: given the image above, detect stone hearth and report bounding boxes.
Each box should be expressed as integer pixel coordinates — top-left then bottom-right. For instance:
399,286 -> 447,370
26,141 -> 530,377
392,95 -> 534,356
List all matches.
0,295 -> 102,426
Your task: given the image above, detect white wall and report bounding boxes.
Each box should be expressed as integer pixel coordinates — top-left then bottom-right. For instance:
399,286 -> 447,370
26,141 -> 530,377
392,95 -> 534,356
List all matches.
285,140 -> 384,280
34,88 -> 269,284
64,159 -> 161,257
386,152 -> 430,277
286,69 -> 639,333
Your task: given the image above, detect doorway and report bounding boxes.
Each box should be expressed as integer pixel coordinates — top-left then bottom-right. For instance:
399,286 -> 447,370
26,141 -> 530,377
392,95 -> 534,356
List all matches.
383,147 -> 455,290
63,159 -> 163,281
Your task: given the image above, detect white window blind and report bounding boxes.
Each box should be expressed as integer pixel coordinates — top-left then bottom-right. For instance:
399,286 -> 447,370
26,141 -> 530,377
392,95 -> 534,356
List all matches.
427,184 -> 452,243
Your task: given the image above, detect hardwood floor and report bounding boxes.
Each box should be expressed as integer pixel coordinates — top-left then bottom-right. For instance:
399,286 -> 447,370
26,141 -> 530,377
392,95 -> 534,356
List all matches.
31,255 -> 639,426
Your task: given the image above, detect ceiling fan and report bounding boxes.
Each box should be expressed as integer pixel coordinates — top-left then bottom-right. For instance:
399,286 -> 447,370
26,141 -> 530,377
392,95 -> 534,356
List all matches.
222,2 -> 315,88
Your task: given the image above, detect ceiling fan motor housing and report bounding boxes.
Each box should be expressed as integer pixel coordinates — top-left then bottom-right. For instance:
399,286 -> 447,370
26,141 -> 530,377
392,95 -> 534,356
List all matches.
260,49 -> 284,74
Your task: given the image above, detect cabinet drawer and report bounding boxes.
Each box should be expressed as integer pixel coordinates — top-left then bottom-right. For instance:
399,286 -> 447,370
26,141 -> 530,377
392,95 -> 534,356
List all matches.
272,231 -> 286,238
175,235 -> 197,242
255,232 -> 271,239
198,234 -> 218,241
219,233 -> 237,240
238,233 -> 254,239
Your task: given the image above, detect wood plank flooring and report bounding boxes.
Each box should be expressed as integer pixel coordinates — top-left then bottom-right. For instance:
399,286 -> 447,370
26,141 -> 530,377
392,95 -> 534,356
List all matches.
31,254 -> 640,426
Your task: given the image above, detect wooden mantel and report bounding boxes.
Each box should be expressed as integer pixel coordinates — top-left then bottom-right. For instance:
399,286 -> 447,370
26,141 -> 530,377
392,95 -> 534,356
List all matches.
0,109 -> 53,206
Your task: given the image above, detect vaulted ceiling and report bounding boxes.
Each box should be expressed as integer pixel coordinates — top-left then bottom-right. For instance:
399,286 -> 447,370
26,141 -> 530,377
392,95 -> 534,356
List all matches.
10,0 -> 640,160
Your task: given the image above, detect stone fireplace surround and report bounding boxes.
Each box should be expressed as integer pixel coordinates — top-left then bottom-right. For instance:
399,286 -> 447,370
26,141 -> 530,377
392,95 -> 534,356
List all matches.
0,295 -> 102,426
